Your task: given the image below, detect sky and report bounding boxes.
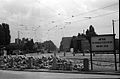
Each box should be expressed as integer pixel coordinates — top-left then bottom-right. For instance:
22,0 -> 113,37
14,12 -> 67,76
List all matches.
0,0 -> 119,48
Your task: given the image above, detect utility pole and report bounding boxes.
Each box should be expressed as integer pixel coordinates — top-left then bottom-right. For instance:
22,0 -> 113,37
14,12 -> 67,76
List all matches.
112,20 -> 115,34
112,20 -> 117,71
113,19 -> 120,71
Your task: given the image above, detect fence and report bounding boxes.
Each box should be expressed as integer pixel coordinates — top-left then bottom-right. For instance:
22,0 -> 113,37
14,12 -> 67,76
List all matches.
91,54 -> 119,71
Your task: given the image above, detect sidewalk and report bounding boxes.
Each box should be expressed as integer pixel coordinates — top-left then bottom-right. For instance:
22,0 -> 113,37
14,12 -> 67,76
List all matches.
22,69 -> 120,75
0,68 -> 120,75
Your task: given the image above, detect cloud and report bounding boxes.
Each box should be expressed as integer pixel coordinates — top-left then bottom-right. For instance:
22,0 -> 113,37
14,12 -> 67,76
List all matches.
0,0 -> 56,23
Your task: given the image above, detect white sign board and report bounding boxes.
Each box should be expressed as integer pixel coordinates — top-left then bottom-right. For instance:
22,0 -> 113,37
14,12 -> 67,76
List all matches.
91,35 -> 114,51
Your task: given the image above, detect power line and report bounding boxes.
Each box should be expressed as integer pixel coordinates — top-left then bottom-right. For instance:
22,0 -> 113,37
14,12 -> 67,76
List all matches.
92,11 -> 119,18
77,3 -> 118,16
35,0 -> 118,24
46,3 -> 119,31
49,3 -> 119,27
48,10 -> 119,32
64,3 -> 119,21
68,10 -> 119,24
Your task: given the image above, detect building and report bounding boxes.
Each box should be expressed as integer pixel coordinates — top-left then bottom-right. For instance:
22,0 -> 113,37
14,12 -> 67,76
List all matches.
59,35 -> 119,53
34,40 -> 57,53
59,34 -> 90,52
43,40 -> 57,52
75,34 -> 90,52
59,25 -> 97,53
59,37 -> 72,52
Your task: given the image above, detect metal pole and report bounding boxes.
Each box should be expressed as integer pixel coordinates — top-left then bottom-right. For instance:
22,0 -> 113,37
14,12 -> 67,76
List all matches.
112,20 -> 117,71
90,38 -> 93,70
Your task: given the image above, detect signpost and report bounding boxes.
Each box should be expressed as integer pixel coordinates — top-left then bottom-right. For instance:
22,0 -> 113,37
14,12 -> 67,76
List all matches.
90,34 -> 117,71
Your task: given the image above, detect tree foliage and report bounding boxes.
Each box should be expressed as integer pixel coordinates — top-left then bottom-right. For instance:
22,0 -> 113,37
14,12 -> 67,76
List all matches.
86,25 -> 97,41
0,23 -> 11,46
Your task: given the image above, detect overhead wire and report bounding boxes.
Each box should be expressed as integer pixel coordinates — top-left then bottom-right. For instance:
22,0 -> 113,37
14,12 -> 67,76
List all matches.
47,9 -> 119,32
72,10 -> 119,23
1,0 -> 118,41
46,10 -> 119,39
64,2 -> 119,21
38,2 -> 118,23
40,2 -> 118,28
36,1 -> 118,23
46,3 -> 119,31
56,10 -> 119,39
50,2 -> 119,31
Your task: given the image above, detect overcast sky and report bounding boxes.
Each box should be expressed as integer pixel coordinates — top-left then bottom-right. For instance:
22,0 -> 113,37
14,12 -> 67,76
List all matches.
0,0 -> 119,47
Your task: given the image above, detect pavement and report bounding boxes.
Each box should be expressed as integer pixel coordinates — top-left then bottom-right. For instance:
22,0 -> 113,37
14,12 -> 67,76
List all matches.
0,70 -> 120,79
23,69 -> 120,75
1,68 -> 120,75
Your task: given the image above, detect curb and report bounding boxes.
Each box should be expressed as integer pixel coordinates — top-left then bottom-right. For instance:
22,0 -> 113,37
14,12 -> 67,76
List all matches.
24,69 -> 120,75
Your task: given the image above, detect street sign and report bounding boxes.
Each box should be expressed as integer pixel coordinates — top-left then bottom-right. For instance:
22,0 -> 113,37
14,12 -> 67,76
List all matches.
90,34 -> 116,71
91,34 -> 114,52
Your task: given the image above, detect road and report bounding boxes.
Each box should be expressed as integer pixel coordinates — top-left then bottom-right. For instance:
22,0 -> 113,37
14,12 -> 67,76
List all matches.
0,70 -> 120,79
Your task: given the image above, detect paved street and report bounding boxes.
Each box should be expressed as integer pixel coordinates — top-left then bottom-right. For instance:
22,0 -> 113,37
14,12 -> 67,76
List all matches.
0,70 -> 120,79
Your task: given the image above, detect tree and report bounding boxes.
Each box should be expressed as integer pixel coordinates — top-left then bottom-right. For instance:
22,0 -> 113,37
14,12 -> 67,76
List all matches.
2,23 -> 11,45
0,24 -> 4,45
86,25 -> 97,56
0,23 -> 11,56
86,25 -> 97,41
0,23 -> 11,46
